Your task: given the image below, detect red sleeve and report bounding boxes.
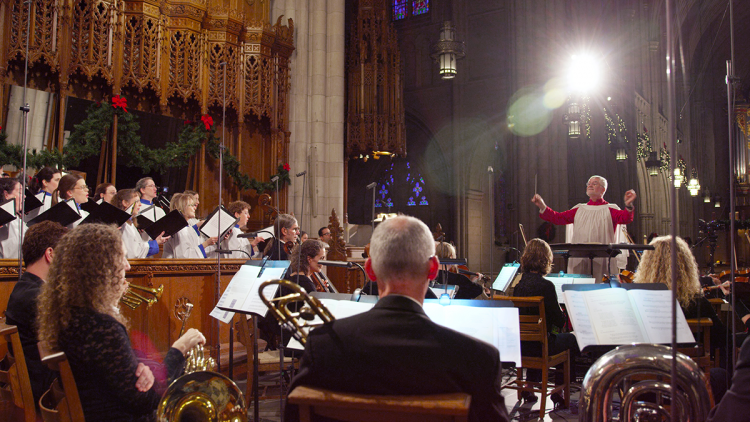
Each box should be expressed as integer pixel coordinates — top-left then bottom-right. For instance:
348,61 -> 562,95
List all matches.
540,207 -> 577,225
609,207 -> 634,225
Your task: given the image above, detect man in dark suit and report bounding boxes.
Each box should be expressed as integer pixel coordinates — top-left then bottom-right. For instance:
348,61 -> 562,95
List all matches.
5,221 -> 68,401
286,215 -> 508,422
707,336 -> 750,421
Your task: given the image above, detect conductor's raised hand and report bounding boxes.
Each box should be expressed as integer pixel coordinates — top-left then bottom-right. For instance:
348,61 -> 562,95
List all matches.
624,190 -> 637,207
531,194 -> 547,212
171,328 -> 206,356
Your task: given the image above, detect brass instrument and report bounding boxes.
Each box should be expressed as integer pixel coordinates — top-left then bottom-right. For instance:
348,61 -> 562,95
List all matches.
120,283 -> 164,310
580,344 -> 711,422
156,299 -> 242,422
259,279 -> 336,345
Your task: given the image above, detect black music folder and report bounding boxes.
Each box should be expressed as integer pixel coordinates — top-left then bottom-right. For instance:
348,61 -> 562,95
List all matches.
79,199 -> 99,214
80,201 -> 131,227
199,205 -> 238,239
22,189 -> 43,215
135,204 -> 157,230
144,210 -> 188,240
0,199 -> 17,227
27,199 -> 81,227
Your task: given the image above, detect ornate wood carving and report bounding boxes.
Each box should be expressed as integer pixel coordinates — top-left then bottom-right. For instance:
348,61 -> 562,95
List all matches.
346,0 -> 406,159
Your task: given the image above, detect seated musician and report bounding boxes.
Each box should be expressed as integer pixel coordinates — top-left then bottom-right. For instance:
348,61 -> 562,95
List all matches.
111,189 -> 169,258
5,221 -> 68,402
286,240 -> 326,293
531,175 -> 636,276
264,213 -> 299,260
220,200 -> 262,259
286,215 -> 509,422
633,235 -> 726,367
0,177 -> 26,258
36,224 -> 206,422
51,173 -> 90,228
94,182 -> 117,204
513,238 -> 579,407
434,241 -> 486,299
162,193 -> 218,259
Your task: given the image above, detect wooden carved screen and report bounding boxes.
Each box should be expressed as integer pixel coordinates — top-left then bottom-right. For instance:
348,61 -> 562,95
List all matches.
0,0 -> 295,214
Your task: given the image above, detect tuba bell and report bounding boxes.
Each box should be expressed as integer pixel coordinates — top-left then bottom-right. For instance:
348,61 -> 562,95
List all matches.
259,279 -> 336,345
579,344 -> 711,422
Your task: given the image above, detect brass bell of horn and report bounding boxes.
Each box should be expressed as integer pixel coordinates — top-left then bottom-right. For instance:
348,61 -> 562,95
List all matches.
579,344 -> 711,422
157,371 -> 246,422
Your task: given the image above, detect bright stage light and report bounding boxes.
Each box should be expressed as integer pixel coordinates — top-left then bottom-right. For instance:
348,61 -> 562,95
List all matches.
566,54 -> 601,93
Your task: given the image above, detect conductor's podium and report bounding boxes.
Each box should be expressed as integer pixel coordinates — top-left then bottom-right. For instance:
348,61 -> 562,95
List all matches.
0,258 -> 247,356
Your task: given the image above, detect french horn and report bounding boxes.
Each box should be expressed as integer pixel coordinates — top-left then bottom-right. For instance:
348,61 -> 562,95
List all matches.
579,344 -> 711,422
258,279 -> 336,345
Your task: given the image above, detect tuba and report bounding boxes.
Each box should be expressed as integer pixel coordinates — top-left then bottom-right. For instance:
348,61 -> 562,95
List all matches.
156,298 -> 246,422
259,279 -> 336,345
579,344 -> 711,422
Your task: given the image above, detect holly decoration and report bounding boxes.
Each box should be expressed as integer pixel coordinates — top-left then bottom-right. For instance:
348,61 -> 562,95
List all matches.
0,97 -> 289,194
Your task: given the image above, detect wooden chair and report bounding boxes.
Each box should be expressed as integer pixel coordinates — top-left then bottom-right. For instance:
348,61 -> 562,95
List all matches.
494,296 -> 570,419
682,318 -> 715,373
37,345 -> 84,422
288,385 -> 470,422
0,320 -> 36,422
234,314 -> 299,401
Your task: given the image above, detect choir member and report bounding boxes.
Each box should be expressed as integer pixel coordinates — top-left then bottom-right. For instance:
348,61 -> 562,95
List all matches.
0,177 -> 26,258
51,174 -> 89,228
29,166 -> 61,215
111,189 -> 169,258
94,183 -> 117,204
162,193 -> 217,259
219,200 -> 262,259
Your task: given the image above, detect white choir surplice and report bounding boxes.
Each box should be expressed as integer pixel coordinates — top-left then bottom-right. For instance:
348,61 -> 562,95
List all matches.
162,225 -> 215,258
0,218 -> 26,258
564,203 -> 629,277
217,226 -> 257,259
121,222 -> 151,258
25,191 -> 54,222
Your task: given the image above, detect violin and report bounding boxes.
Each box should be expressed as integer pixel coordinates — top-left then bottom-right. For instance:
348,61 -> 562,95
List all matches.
448,265 -> 491,283
311,271 -> 337,293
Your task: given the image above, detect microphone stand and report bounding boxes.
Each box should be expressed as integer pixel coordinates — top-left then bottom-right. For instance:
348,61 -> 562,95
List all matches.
271,175 -> 280,260
367,182 -> 376,234
17,0 -> 33,277
216,62 -> 226,375
488,166 -> 494,299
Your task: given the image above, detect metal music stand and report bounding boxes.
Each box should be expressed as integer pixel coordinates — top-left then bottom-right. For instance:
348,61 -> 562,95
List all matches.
550,243 -> 655,277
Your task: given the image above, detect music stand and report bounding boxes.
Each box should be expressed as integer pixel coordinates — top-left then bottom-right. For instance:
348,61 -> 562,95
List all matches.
550,244 -> 620,277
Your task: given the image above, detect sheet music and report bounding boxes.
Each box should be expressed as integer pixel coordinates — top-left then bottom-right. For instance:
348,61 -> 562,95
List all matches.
138,205 -> 156,222
562,290 -> 598,350
547,276 -> 596,303
584,288 -> 645,345
200,206 -> 237,238
240,266 -> 286,315
628,289 -> 695,344
0,199 -> 15,217
286,298 -> 522,364
210,265 -> 262,323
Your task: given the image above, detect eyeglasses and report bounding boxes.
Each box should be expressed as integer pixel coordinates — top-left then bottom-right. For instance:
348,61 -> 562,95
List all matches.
74,185 -> 89,191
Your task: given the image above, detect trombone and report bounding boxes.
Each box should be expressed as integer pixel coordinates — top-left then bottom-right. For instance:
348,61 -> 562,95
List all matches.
259,279 -> 335,345
120,283 -> 164,310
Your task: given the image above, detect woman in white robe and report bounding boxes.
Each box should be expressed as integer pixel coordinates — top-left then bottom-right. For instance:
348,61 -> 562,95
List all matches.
162,193 -> 218,259
0,178 -> 27,258
112,189 -> 169,258
52,174 -> 90,229
219,201 -> 262,259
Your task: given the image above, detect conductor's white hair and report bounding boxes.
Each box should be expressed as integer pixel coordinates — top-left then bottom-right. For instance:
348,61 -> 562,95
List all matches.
369,216 -> 435,283
590,175 -> 608,191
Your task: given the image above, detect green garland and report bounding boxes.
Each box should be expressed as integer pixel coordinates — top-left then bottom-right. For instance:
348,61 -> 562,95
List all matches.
0,98 -> 290,194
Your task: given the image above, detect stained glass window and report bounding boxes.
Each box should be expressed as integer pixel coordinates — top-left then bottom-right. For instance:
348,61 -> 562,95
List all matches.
412,0 -> 429,15
393,0 -> 407,20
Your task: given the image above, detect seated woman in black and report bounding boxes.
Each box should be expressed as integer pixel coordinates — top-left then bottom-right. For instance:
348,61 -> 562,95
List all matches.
513,238 -> 579,407
36,224 -> 207,422
434,241 -> 486,299
286,239 -> 327,294
264,213 -> 299,260
633,235 -> 726,368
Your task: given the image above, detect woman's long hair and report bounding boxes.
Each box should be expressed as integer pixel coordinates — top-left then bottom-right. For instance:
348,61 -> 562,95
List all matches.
633,235 -> 701,308
264,214 -> 297,255
51,174 -> 83,205
520,238 -> 553,275
37,224 -> 128,349
169,193 -> 192,215
288,240 -> 326,276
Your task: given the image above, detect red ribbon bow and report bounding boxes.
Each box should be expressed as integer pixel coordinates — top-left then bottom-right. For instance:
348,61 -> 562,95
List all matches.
201,115 -> 213,130
283,163 -> 290,171
111,95 -> 128,113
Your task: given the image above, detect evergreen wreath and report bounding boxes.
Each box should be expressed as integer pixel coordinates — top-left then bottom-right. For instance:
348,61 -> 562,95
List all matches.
0,96 -> 290,194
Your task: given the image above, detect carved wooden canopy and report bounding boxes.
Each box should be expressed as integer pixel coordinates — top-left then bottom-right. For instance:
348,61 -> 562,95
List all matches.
345,0 -> 406,160
0,0 -> 294,147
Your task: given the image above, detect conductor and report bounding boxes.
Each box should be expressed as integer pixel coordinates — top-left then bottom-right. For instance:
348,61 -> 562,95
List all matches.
531,175 -> 636,276
286,215 -> 508,421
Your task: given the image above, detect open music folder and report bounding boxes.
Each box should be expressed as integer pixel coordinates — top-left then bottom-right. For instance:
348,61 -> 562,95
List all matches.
562,287 -> 695,351
209,262 -> 290,323
199,205 -> 238,239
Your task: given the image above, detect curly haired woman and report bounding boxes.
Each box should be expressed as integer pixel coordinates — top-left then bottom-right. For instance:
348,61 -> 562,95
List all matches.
37,224 -> 205,422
